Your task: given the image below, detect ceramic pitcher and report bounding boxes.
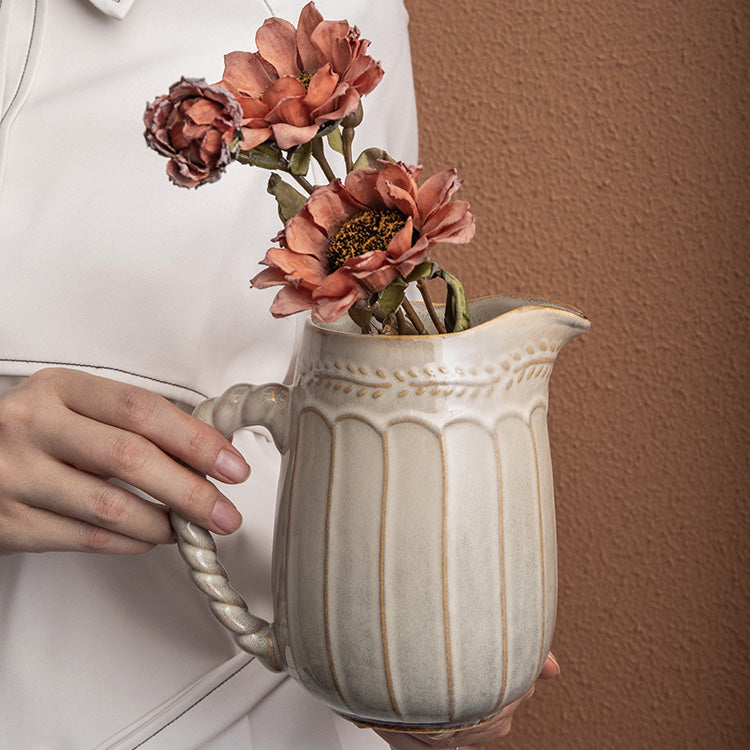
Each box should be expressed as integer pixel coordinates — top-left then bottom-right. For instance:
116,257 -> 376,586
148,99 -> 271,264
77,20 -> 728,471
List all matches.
171,294 -> 589,731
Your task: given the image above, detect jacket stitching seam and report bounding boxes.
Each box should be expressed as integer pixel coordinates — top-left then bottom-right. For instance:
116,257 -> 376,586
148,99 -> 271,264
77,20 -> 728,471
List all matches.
128,656 -> 255,749
0,358 -> 207,398
0,0 -> 39,126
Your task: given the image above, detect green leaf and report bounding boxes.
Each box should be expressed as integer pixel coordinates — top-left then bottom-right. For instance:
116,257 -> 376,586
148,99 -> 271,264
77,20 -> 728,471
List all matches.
267,174 -> 307,223
236,143 -> 284,170
377,277 -> 408,315
327,126 -> 344,155
352,148 -> 394,171
405,261 -> 438,283
435,269 -> 471,332
289,140 -> 313,175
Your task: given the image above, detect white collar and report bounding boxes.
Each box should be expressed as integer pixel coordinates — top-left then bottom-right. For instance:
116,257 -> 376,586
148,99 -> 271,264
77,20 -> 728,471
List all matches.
86,0 -> 136,20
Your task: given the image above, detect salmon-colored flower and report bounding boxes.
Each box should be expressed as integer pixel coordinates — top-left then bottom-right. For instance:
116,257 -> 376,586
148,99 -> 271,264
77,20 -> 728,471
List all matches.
220,2 -> 383,151
251,162 -> 476,321
144,77 -> 242,189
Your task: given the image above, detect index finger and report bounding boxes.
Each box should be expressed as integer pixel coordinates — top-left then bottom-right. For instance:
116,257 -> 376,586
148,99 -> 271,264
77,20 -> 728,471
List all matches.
57,370 -> 250,483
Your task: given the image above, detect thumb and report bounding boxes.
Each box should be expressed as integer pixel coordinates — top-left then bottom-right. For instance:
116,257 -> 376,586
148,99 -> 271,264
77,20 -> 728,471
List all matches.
539,652 -> 560,679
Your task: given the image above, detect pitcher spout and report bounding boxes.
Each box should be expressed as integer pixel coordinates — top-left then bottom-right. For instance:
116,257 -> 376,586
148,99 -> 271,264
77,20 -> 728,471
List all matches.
465,294 -> 590,352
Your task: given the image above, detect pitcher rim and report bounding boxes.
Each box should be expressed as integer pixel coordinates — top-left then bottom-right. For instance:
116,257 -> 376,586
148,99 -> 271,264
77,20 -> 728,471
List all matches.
307,293 -> 590,340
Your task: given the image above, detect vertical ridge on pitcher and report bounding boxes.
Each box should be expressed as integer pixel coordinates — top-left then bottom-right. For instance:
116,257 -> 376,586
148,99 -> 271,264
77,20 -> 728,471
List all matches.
439,433 -> 455,722
383,421 -> 451,721
323,421 -> 347,708
444,420 -> 504,720
529,416 -> 547,677
285,409 -> 339,704
531,407 -> 558,664
379,429 -> 401,718
496,415 -> 545,704
493,431 -> 509,712
326,417 -> 393,716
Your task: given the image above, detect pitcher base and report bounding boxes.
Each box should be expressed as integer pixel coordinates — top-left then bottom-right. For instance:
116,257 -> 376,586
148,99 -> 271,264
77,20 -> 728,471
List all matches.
336,708 -> 503,734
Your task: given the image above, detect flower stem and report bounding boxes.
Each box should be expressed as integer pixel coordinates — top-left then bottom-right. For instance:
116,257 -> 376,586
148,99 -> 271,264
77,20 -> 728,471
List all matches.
277,155 -> 315,194
396,308 -> 407,335
417,279 -> 447,334
311,138 -> 337,182
290,172 -> 314,194
401,298 -> 427,335
342,126 -> 355,173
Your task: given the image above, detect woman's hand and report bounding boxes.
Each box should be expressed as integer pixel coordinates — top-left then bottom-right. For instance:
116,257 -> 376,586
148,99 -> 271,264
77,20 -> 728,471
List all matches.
377,653 -> 560,750
0,368 -> 250,555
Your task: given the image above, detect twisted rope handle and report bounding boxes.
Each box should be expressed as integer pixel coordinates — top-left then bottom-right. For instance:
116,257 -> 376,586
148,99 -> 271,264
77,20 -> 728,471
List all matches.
170,383 -> 291,673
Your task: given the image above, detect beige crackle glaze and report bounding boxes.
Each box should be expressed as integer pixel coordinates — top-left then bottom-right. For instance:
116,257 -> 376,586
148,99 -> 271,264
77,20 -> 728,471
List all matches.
172,295 -> 589,731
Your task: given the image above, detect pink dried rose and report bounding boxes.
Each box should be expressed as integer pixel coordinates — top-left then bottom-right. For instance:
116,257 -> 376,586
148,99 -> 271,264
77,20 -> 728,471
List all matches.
251,161 -> 476,322
144,77 -> 242,188
220,1 -> 383,151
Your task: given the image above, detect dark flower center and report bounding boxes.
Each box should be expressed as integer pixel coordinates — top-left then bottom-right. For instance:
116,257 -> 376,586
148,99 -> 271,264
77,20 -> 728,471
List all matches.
327,209 -> 408,272
296,70 -> 316,92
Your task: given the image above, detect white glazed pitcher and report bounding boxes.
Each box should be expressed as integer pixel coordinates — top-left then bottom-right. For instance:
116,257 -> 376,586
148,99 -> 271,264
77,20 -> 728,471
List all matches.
171,294 -> 589,731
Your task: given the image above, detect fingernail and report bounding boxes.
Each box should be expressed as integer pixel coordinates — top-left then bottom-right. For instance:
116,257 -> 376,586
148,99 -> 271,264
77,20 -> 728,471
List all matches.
214,449 -> 250,483
211,499 -> 242,533
548,652 -> 560,671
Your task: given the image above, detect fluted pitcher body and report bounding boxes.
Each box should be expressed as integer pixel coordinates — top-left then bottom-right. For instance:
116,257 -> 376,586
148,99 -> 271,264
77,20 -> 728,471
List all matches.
174,295 -> 589,730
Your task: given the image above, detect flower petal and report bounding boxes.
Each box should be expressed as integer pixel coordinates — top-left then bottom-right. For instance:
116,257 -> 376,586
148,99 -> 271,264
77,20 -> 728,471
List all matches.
262,77 -> 307,111
185,98 -> 223,125
421,200 -> 476,243
269,122 -> 320,149
250,265 -> 287,289
416,168 -> 462,223
304,64 -> 339,111
332,32 -> 361,77
310,20 -> 351,70
344,252 -> 400,293
166,157 -> 214,189
388,234 -> 431,276
343,168 -> 383,208
381,181 -> 418,219
304,182 -> 360,235
283,214 -> 330,260
265,247 -> 327,284
181,121 -> 208,141
343,55 -> 384,95
200,129 -> 223,159
384,217 -> 416,262
296,1 -> 325,71
222,51 -> 275,97
270,284 -> 314,318
311,86 -> 360,123
238,126 -> 273,149
256,17 -> 300,77
378,162 -> 420,201
267,97 -> 312,127
312,290 -> 363,322
311,271 -> 367,321
236,96 -> 269,120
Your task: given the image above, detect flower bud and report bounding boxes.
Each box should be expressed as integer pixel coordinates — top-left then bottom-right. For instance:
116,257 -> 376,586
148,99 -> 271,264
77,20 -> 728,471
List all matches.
340,99 -> 364,129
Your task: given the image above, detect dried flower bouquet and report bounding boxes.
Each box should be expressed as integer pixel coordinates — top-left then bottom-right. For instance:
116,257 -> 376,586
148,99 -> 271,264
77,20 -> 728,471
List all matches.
144,2 -> 476,334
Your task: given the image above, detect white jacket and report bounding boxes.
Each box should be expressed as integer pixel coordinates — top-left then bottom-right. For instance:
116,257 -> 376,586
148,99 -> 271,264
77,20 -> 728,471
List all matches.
0,0 -> 418,747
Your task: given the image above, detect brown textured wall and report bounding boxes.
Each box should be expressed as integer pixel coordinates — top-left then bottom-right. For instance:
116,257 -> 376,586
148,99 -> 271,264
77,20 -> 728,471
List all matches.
403,1 -> 749,747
